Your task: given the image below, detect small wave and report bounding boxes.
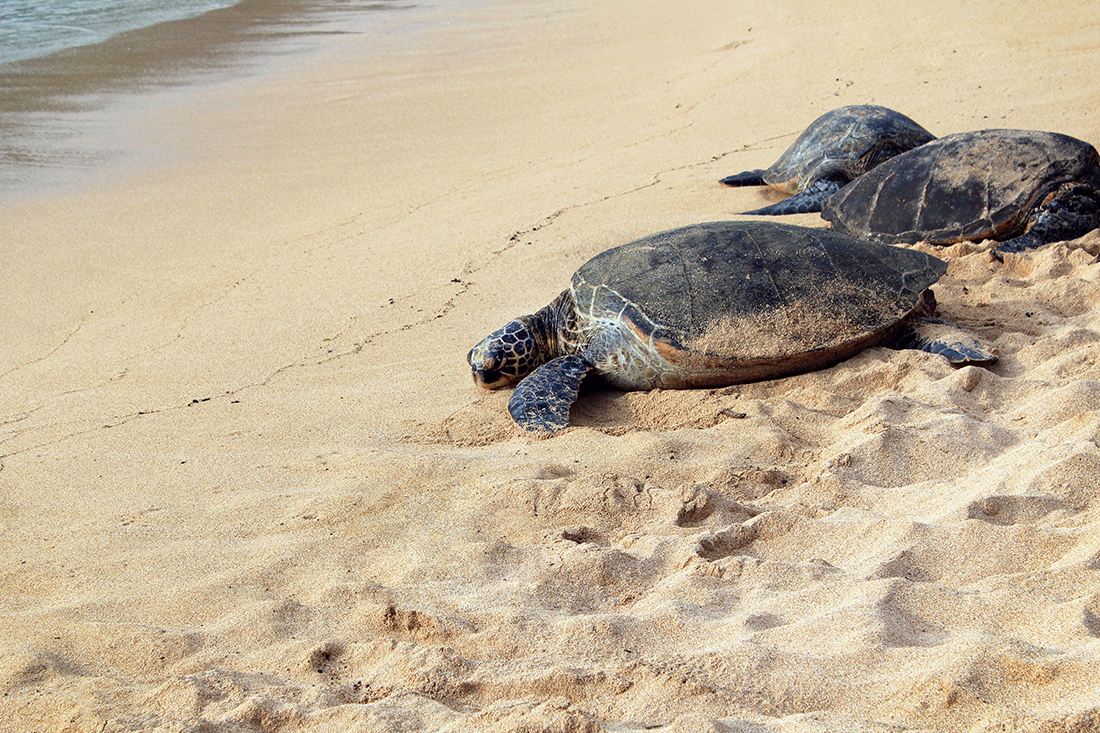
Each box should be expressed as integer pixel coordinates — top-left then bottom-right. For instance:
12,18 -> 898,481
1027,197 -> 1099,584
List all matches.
0,0 -> 238,66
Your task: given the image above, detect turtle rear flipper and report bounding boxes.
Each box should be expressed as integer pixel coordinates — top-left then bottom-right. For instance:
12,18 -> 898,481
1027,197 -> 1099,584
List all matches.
508,355 -> 591,432
995,183 -> 1100,255
898,318 -> 998,366
741,178 -> 844,216
720,169 -> 767,187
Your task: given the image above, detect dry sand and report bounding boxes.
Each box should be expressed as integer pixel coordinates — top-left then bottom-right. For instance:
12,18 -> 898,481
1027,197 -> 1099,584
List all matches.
2,0 -> 1100,730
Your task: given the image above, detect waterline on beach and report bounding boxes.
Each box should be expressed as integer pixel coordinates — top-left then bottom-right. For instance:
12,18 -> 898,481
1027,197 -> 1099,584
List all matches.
0,0 -> 238,66
0,0 -> 465,203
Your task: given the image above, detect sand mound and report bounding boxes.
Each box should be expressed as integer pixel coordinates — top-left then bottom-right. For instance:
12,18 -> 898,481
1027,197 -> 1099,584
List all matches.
3,0 -> 1100,730
5,240 -> 1098,732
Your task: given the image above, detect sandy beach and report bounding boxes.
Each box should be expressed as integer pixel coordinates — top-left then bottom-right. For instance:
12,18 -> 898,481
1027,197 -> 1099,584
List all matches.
2,0 -> 1100,730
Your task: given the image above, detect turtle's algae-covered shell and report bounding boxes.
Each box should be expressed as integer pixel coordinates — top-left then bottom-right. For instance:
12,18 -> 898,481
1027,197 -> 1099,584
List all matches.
763,105 -> 935,193
569,221 -> 945,384
823,129 -> 1100,244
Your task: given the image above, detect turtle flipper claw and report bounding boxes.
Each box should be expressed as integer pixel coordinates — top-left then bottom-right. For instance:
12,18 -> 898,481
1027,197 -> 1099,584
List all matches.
720,169 -> 767,187
508,355 -> 591,432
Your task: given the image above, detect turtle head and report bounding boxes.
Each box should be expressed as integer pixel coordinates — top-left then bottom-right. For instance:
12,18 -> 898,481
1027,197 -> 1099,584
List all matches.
468,317 -> 546,389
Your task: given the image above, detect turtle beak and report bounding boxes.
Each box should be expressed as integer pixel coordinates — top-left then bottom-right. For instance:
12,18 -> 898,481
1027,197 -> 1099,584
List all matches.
472,367 -> 508,389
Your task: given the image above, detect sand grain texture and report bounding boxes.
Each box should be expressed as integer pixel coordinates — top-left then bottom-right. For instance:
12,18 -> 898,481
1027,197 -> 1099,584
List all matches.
2,0 -> 1100,731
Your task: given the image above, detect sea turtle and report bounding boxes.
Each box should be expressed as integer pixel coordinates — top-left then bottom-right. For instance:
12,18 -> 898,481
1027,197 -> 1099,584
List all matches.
821,129 -> 1100,254
722,105 -> 935,216
468,221 -> 995,432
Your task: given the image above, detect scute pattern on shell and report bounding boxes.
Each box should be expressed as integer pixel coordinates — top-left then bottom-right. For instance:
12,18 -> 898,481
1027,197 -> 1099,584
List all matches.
763,105 -> 935,193
822,129 -> 1100,244
567,221 -> 945,365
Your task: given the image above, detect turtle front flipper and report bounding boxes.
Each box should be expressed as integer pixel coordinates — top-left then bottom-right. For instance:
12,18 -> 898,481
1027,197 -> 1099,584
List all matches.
508,355 -> 592,432
720,169 -> 767,187
994,183 -> 1100,255
897,318 -> 998,366
741,177 -> 844,216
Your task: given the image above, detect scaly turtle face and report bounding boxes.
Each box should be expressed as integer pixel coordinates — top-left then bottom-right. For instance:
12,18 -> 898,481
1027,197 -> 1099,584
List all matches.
468,318 -> 545,389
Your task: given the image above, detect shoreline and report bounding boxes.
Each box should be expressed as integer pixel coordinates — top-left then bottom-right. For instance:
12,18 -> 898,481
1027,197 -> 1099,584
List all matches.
0,0 -> 479,202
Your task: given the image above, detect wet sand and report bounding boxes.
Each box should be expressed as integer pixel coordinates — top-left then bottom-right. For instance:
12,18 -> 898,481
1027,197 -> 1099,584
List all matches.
0,0 -> 435,198
2,0 -> 1100,730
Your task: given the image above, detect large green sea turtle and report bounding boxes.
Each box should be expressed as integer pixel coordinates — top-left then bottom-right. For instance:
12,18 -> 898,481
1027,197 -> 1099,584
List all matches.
722,105 -> 935,216
822,129 -> 1100,254
468,221 -> 995,432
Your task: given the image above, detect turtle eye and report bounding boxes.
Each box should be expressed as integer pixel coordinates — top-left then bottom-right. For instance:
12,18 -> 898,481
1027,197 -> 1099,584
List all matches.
469,346 -> 503,372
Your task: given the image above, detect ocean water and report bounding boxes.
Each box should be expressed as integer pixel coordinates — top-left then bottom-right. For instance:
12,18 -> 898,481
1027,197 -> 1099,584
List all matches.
0,0 -> 238,66
0,0 -> 453,201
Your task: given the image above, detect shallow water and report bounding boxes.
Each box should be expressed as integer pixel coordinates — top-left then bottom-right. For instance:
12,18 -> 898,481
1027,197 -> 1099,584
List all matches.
0,0 -> 466,202
0,0 -> 238,65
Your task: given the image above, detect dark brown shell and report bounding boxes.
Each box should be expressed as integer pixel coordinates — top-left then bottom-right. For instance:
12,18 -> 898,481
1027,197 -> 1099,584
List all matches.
568,221 -> 945,381
762,105 -> 935,193
822,129 -> 1100,244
